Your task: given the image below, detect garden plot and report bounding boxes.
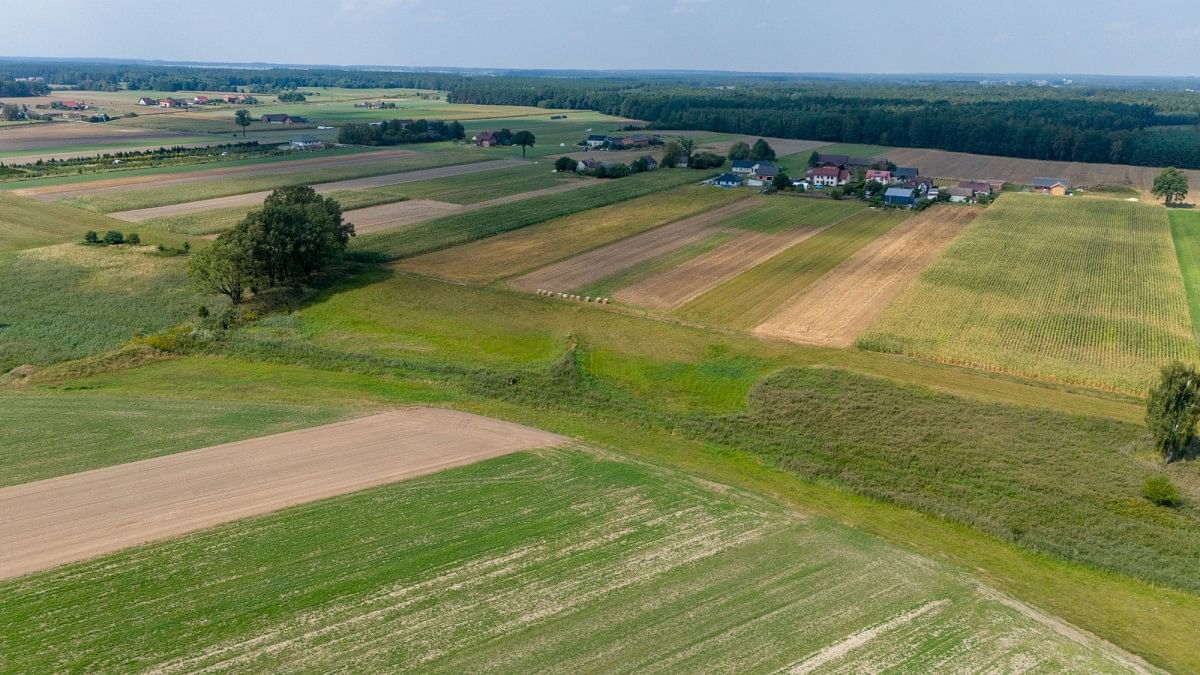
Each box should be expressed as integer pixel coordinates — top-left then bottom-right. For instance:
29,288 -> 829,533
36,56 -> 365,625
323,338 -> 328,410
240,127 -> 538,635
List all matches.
755,206 -> 976,346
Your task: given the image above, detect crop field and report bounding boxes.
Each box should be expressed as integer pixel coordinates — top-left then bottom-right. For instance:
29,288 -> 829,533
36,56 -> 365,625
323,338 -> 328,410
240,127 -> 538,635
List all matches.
396,183 -> 747,282
886,146 -> 1200,197
507,199 -> 759,295
0,243 -> 218,371
756,206 -> 978,347
860,195 -> 1199,393
1168,209 -> 1200,341
0,448 -> 1145,672
571,233 -> 737,300
719,197 -> 862,233
0,194 -> 139,252
679,208 -> 906,329
360,169 -> 720,263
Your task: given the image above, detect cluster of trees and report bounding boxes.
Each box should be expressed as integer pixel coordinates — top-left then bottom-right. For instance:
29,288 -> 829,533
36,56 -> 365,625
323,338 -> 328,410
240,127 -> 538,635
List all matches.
1,103 -> 27,120
188,186 -> 354,304
727,138 -> 776,161
555,154 -> 656,178
0,79 -> 49,96
337,119 -> 465,146
481,128 -> 537,156
276,91 -> 307,102
83,230 -> 140,246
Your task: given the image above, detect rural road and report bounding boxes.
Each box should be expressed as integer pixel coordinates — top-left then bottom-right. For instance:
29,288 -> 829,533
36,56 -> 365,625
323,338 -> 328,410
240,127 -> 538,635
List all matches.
108,158 -> 529,222
0,408 -> 568,580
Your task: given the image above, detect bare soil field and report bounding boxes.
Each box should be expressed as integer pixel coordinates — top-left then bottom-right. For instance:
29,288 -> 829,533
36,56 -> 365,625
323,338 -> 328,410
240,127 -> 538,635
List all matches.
107,159 -> 526,222
616,226 -> 824,309
0,408 -> 567,580
887,147 -> 1200,198
349,199 -> 466,234
703,135 -> 829,157
755,206 -> 977,346
0,121 -> 193,151
508,199 -> 760,294
13,148 -> 420,200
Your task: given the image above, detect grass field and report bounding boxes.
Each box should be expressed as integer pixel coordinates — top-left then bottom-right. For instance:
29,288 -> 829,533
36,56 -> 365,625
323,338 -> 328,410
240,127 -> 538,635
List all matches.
0,243 -> 217,371
401,186 -> 748,284
718,197 -> 862,234
1168,209 -> 1200,341
861,195 -> 1199,393
356,169 -> 717,262
0,194 -> 145,252
680,208 -> 906,329
0,448 -> 1145,672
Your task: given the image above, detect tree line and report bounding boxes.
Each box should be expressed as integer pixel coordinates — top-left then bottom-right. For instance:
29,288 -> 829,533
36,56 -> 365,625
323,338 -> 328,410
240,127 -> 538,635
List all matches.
0,79 -> 49,96
337,119 -> 465,146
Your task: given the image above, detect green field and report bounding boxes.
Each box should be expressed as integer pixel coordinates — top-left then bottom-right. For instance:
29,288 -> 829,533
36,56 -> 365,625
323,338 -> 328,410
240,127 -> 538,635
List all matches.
572,232 -> 736,298
680,208 -> 905,329
0,448 -> 1142,672
1168,209 -> 1200,341
861,194 -> 1199,394
719,196 -> 863,234
0,194 -> 144,252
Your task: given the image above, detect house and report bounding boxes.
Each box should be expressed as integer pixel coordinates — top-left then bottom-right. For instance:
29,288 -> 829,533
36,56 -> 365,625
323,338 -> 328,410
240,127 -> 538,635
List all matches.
1032,177 -> 1070,196
807,165 -> 849,188
284,116 -> 308,125
636,155 -> 658,171
713,172 -> 743,187
747,163 -> 779,187
959,180 -> 993,196
893,167 -> 919,182
159,98 -> 182,108
946,187 -> 976,203
193,95 -> 210,105
815,153 -> 850,168
260,113 -> 290,124
289,135 -> 324,150
58,100 -> 86,110
926,187 -> 941,201
846,157 -> 876,170
987,179 -> 1006,192
137,97 -> 158,106
626,134 -> 655,147
865,169 -> 892,184
883,187 -> 916,207
225,94 -> 243,103
731,159 -> 759,174
475,131 -> 498,147
585,134 -> 609,148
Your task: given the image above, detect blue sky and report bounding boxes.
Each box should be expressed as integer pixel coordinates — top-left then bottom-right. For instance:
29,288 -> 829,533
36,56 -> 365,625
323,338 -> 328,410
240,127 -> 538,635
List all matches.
3,0 -> 1200,76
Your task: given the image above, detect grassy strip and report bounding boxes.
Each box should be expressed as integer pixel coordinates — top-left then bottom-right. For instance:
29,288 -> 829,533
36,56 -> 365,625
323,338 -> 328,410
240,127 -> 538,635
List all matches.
1169,209 -> 1200,343
0,194 -> 139,253
680,208 -> 903,329
352,169 -> 712,261
571,232 -> 736,298
718,197 -> 862,234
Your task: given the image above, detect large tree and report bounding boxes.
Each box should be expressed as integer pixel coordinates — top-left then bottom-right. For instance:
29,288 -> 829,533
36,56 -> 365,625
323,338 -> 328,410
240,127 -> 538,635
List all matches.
512,130 -> 536,158
1152,167 -> 1189,205
240,186 -> 355,288
727,141 -> 751,160
749,138 -> 776,161
234,108 -> 252,137
188,229 -> 257,304
1146,361 -> 1200,462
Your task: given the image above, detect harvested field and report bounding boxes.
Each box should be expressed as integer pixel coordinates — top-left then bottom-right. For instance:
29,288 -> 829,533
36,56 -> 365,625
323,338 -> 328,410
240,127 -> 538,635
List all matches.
508,199 -> 760,294
616,227 -> 824,309
0,408 -> 566,580
886,147 -> 1200,198
349,183 -> 588,235
0,121 -> 192,152
106,159 -> 525,222
703,135 -> 828,157
755,206 -> 977,346
396,185 -> 749,283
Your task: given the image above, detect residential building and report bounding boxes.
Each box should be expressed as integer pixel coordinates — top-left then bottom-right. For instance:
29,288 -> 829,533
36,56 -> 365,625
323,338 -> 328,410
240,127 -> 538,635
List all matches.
636,155 -> 658,171
893,167 -> 919,182
475,131 -> 498,147
284,116 -> 309,125
730,159 -> 759,174
159,98 -> 182,108
846,157 -> 876,170
713,172 -> 742,187
883,187 -> 916,207
289,135 -> 324,150
1032,177 -> 1070,195
807,165 -> 849,188
747,163 -> 779,187
260,113 -> 290,124
958,180 -> 993,196
137,97 -> 158,106
193,95 -> 210,104
945,187 -> 976,203
585,134 -> 609,148
815,153 -> 850,168
865,169 -> 892,184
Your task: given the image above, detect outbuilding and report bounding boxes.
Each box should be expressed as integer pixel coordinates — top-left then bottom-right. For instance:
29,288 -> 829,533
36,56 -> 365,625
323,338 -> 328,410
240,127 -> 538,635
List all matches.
884,187 -> 916,207
1032,177 -> 1070,196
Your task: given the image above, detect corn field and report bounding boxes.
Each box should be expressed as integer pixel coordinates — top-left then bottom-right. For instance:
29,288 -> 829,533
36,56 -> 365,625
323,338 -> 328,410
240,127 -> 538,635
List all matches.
859,194 -> 1200,394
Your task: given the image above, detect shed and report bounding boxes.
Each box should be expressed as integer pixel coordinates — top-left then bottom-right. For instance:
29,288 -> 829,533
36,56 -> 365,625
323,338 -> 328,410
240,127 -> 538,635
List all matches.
1032,177 -> 1070,195
883,187 -> 916,207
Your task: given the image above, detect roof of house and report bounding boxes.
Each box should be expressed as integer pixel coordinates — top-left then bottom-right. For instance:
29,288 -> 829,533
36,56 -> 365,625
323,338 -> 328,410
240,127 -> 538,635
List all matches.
894,167 -> 919,179
959,180 -> 992,192
946,187 -> 976,197
808,166 -> 842,177
731,159 -> 757,170
715,172 -> 742,183
846,157 -> 875,167
1032,177 -> 1070,188
262,113 -> 289,121
885,187 -> 915,198
477,131 -> 497,139
756,165 -> 779,177
866,169 -> 891,178
586,134 -> 608,142
816,153 -> 849,166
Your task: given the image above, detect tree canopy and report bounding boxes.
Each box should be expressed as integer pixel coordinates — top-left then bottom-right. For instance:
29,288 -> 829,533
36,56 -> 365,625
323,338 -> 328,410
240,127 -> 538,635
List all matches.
1146,362 -> 1200,462
1152,167 -> 1189,205
512,130 -> 536,157
727,141 -> 751,160
749,138 -> 776,161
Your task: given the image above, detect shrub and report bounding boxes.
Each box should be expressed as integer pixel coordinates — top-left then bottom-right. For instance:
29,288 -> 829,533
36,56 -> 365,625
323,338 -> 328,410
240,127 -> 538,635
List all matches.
196,305 -> 209,318
83,230 -> 98,244
102,230 -> 124,245
554,156 -> 575,172
127,233 -> 141,245
1142,475 -> 1182,507
1146,361 -> 1200,462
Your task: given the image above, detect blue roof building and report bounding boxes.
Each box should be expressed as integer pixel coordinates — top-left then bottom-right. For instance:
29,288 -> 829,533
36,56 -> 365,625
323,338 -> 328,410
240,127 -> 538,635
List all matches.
883,186 -> 916,207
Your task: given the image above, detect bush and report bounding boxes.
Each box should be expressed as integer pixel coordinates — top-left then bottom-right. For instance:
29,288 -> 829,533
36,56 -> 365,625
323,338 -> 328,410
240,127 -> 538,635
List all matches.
1142,475 -> 1182,507
102,230 -> 124,245
127,233 -> 140,245
83,230 -> 98,244
554,156 -> 576,172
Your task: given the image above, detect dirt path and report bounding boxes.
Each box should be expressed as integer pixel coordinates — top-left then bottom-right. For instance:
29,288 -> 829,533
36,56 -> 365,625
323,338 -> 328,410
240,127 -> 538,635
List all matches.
754,206 -> 976,347
0,408 -> 568,580
508,199 -> 760,294
12,148 -> 424,200
107,159 -> 528,222
615,226 -> 824,309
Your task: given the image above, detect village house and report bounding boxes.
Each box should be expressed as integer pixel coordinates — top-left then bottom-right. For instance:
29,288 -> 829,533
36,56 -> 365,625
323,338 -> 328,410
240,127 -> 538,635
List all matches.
225,94 -> 243,104
260,113 -> 290,124
137,97 -> 158,106
289,135 -> 324,150
883,187 -> 916,207
746,163 -> 779,187
958,180 -> 993,197
475,131 -> 498,147
893,167 -> 919,182
846,157 -> 876,170
807,165 -> 850,188
815,153 -> 850,168
1032,177 -> 1070,196
159,98 -> 182,108
284,116 -> 309,125
57,100 -> 87,110
946,186 -> 976,203
585,134 -> 609,148
713,172 -> 743,187
865,169 -> 892,184
731,159 -> 760,174
636,155 -> 658,171
192,95 -> 210,105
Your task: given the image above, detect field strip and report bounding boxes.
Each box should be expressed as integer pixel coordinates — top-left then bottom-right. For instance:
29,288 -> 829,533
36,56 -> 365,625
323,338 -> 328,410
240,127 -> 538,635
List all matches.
0,408 -> 568,580
782,599 -> 950,674
508,199 -> 760,294
755,206 -> 976,346
0,122 -> 194,152
615,226 -> 824,309
106,159 -> 528,222
349,182 -> 589,235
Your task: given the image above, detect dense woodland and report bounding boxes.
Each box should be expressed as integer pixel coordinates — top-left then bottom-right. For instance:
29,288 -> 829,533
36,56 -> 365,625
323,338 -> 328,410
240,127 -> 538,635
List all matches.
0,79 -> 50,96
337,119 -> 465,146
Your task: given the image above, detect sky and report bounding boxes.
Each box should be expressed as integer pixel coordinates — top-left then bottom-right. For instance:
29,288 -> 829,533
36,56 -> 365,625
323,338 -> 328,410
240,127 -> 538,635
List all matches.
3,0 -> 1200,77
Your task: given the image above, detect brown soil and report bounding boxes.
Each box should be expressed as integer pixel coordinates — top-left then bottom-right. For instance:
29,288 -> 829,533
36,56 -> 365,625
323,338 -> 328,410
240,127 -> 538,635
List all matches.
0,121 -> 192,151
0,408 -> 568,580
616,226 -> 824,309
508,199 -> 760,294
350,200 -> 466,234
107,159 -> 528,222
754,206 -> 976,346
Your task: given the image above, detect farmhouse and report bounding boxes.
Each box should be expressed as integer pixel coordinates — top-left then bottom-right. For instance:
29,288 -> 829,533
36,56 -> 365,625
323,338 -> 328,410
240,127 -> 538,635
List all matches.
474,131 -> 498,147
57,100 -> 87,110
289,135 -> 324,150
585,134 -> 609,148
815,153 -> 850,168
846,157 -> 876,170
731,159 -> 759,174
945,186 -> 976,203
636,155 -> 658,171
137,97 -> 158,106
865,169 -> 892,184
807,165 -> 849,188
959,180 -> 993,196
261,113 -> 290,124
193,95 -> 210,104
893,167 -> 919,182
883,186 -> 916,207
746,163 -> 779,187
284,116 -> 309,125
713,172 -> 743,187
159,98 -> 182,108
225,94 -> 244,103
1032,177 -> 1070,195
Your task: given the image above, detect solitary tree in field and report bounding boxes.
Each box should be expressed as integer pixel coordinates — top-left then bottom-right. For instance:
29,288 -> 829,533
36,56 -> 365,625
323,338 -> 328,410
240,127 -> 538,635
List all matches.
513,130 -> 536,158
749,138 -> 776,161
1152,167 -> 1189,205
727,141 -> 751,160
188,231 -> 257,304
1146,361 -> 1200,462
234,108 -> 252,137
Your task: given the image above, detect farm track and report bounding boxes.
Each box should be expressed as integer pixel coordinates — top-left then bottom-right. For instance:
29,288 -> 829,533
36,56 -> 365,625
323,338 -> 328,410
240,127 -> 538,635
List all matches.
508,199 -> 761,294
0,408 -> 567,580
350,182 -> 588,235
755,206 -> 977,346
12,148 -> 425,201
616,226 -> 823,309
106,159 -> 528,222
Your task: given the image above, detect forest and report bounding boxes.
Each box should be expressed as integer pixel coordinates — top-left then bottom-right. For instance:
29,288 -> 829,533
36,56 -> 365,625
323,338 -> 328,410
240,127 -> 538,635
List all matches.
337,119 -> 465,146
0,79 -> 50,97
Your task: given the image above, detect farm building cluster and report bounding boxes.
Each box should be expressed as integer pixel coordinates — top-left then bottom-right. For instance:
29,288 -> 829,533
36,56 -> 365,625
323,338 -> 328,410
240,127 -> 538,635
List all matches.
575,155 -> 659,177
137,94 -> 255,107
583,133 -> 664,150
